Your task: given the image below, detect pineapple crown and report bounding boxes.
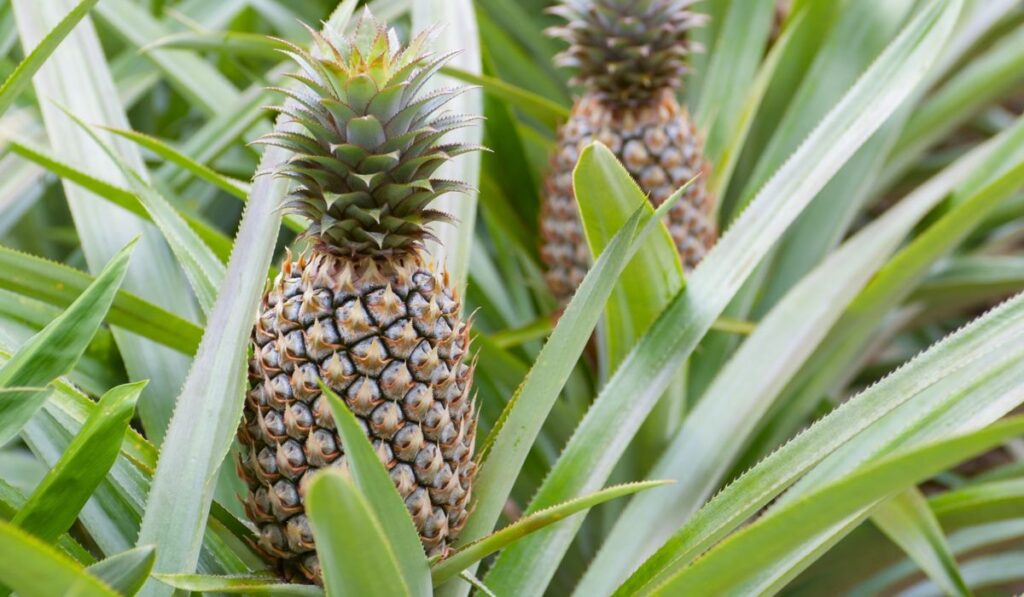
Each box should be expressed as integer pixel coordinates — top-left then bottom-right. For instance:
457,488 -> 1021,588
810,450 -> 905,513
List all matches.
548,0 -> 705,110
259,10 -> 482,256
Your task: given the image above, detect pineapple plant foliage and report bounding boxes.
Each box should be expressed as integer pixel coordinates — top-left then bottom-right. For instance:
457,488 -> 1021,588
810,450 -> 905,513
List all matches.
1,0 -> 1024,596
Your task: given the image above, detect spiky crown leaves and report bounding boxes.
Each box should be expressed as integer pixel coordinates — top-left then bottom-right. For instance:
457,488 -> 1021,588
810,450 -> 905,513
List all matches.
548,0 -> 705,110
259,10 -> 482,256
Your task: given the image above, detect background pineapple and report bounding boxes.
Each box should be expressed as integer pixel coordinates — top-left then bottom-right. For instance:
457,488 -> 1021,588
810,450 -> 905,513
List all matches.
234,14 -> 479,584
541,0 -> 717,301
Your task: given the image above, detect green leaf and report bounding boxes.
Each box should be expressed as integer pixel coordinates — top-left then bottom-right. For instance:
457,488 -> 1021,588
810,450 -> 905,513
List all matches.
413,1 -> 482,297
100,126 -> 250,200
0,0 -> 99,116
430,481 -> 670,586
575,143 -> 685,371
871,488 -> 969,597
0,475 -> 94,564
6,136 -> 235,261
61,107 -> 226,315
930,478 -> 1024,530
135,9 -> 359,594
13,381 -> 145,543
13,0 -> 201,445
582,111 -> 1014,594
0,245 -> 201,355
616,286 -> 1024,595
0,241 -> 133,445
752,118 -> 1024,461
441,66 -> 568,130
153,573 -> 322,595
320,382 -> 431,596
484,1 -> 963,593
86,545 -> 157,597
0,518 -> 116,597
306,469 -> 411,597
140,30 -> 282,59
93,0 -> 241,116
696,0 -> 775,154
884,23 -> 1024,186
458,181 -> 689,564
651,417 -> 1024,595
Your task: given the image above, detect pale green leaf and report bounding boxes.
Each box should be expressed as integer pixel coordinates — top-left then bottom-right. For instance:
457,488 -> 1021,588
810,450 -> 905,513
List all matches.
0,0 -> 99,116
61,107 -> 226,315
87,545 -> 157,597
0,245 -> 201,355
485,2 -> 963,593
153,573 -> 322,595
652,417 -> 1024,595
871,488 -> 969,597
430,481 -> 670,586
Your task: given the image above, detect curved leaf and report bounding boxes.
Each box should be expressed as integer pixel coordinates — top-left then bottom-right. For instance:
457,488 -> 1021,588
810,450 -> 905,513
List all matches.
0,245 -> 201,355
321,383 -> 430,596
653,417 -> 1024,595
306,469 -> 410,597
0,0 -> 98,116
153,573 -> 322,596
87,545 -> 157,596
13,381 -> 145,543
0,241 -> 133,445
0,518 -> 116,597
431,480 -> 670,585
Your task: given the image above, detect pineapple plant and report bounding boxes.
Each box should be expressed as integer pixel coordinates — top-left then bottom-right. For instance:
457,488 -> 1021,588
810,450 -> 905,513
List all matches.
2,0 -> 1024,596
540,0 -> 717,301
234,13 -> 480,584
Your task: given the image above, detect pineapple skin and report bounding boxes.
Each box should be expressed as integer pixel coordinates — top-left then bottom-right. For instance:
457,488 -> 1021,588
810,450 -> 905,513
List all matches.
237,249 -> 476,584
540,89 -> 717,302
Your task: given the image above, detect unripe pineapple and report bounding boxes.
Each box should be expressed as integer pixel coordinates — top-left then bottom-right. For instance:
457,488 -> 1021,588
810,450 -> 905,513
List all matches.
236,13 -> 480,585
541,0 -> 717,302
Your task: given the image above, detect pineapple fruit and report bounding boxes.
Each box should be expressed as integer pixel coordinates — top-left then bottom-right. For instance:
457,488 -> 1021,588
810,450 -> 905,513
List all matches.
236,13 -> 480,584
541,0 -> 717,302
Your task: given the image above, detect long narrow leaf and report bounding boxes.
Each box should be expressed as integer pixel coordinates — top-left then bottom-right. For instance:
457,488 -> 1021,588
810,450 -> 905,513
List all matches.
86,545 -> 156,597
306,469 -> 410,597
871,489 -> 969,597
0,0 -> 98,116
484,2 -> 963,593
653,417 -> 1024,595
0,245 -> 201,355
321,383 -> 430,596
430,480 -> 670,585
0,519 -> 116,597
62,108 -> 226,315
617,289 -> 1024,595
0,241 -> 133,445
13,381 -> 145,543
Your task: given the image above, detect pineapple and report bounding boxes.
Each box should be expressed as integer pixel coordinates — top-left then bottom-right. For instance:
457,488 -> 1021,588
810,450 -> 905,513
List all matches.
541,0 -> 717,302
236,13 -> 479,584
